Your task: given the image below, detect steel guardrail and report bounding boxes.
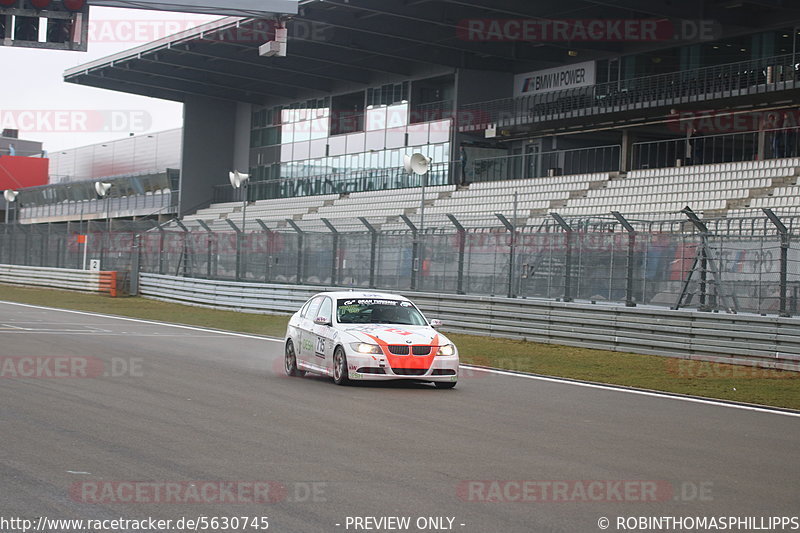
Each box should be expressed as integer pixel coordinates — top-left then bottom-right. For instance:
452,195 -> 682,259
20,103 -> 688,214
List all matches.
0,264 -> 103,293
139,273 -> 800,372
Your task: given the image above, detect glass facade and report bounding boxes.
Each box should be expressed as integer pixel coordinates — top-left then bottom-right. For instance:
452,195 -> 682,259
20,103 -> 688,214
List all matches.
248,81 -> 452,188
595,28 -> 800,84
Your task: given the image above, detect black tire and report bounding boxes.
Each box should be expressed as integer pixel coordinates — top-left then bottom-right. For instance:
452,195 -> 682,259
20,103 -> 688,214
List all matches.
332,346 -> 350,386
434,381 -> 457,389
285,340 -> 305,377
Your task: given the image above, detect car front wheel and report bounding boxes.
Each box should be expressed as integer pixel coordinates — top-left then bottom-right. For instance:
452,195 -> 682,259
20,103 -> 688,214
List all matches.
434,381 -> 457,389
332,346 -> 350,386
285,340 -> 305,377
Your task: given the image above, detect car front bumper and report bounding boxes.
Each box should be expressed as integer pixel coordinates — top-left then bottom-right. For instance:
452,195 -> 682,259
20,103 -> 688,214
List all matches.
345,351 -> 460,382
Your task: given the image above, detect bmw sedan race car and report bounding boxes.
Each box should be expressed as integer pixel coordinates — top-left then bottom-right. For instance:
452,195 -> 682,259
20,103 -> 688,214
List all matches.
284,291 -> 459,388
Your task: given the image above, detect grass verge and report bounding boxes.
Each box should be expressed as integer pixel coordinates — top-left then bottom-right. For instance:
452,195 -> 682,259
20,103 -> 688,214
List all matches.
1,284 -> 798,410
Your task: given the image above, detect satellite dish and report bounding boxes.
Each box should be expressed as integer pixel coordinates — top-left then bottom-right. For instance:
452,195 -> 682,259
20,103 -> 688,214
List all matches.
229,170 -> 250,189
403,153 -> 432,176
4,189 -> 19,203
95,182 -> 112,197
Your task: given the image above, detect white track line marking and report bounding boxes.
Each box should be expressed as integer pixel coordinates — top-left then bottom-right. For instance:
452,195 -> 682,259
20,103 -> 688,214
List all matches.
0,300 -> 283,343
1,299 -> 797,418
459,365 -> 800,418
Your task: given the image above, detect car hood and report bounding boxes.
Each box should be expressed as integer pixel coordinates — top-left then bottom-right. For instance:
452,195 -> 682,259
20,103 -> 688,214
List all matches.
339,324 -> 452,347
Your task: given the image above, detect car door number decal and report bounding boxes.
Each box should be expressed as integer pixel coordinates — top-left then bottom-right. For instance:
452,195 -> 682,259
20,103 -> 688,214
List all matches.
315,336 -> 325,358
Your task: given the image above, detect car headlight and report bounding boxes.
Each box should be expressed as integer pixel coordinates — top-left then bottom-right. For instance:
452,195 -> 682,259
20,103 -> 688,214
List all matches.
350,343 -> 381,354
437,344 -> 456,356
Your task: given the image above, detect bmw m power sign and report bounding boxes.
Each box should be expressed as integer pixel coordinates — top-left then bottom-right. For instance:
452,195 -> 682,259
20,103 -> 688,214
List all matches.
514,61 -> 596,96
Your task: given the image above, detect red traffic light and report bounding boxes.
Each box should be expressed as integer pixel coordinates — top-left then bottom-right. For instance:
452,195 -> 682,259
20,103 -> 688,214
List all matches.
62,0 -> 85,11
29,0 -> 51,8
0,0 -> 17,6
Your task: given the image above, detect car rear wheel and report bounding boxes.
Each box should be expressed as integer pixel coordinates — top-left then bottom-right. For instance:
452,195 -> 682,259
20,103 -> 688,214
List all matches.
285,340 -> 305,377
332,346 -> 350,386
434,381 -> 457,389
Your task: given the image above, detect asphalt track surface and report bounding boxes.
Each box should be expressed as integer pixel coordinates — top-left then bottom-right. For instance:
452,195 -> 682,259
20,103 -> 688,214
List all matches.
1,299 -> 798,533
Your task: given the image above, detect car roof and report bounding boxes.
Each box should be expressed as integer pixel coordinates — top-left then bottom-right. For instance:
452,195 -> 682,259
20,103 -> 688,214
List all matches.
310,291 -> 413,302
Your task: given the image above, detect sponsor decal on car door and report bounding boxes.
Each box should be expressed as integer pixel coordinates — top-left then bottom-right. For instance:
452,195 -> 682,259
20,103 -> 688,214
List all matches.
313,297 -> 335,367
300,296 -> 324,365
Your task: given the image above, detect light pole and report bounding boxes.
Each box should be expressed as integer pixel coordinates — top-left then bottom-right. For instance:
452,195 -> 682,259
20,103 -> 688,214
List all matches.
95,181 -> 112,225
229,170 -> 250,281
229,170 -> 250,234
3,189 -> 18,264
4,189 -> 18,225
403,154 -> 432,285
94,182 -> 112,270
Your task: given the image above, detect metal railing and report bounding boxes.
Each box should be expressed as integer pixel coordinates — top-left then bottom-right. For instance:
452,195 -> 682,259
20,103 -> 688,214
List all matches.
17,192 -> 176,222
12,171 -> 179,222
409,100 -> 453,124
213,162 -> 453,203
632,126 -> 800,169
459,54 -> 800,131
471,145 -> 621,183
2,209 -> 799,317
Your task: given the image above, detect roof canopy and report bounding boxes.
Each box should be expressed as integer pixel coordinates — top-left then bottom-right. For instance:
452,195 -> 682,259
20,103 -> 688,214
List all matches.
65,0 -> 800,105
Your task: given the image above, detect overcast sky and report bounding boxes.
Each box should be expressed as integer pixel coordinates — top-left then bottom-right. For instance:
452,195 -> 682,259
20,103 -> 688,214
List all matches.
0,7 -> 219,152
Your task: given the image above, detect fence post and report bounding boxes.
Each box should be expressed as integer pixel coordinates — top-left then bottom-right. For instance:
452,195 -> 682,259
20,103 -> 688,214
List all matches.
197,220 -> 215,280
174,220 -> 190,277
156,225 -> 167,276
56,234 -> 63,268
285,219 -> 305,285
496,213 -> 517,299
130,234 -> 141,296
224,219 -> 243,281
612,211 -> 637,307
321,218 -> 339,286
763,208 -> 790,317
359,217 -> 378,289
550,212 -> 574,302
447,214 -> 466,294
40,224 -> 48,267
675,207 -> 714,312
255,219 -> 273,283
21,224 -> 31,266
0,224 -> 6,264
400,214 -> 419,290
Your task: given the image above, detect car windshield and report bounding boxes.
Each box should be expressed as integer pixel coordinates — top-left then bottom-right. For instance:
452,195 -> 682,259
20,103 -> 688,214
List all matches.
336,298 -> 427,325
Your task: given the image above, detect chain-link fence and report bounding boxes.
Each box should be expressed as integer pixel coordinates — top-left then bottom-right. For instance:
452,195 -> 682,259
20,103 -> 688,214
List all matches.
1,210 -> 799,316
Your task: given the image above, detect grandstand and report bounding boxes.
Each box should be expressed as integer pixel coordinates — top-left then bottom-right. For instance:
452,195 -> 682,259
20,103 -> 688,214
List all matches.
3,0 -> 800,315
36,0 -> 799,231
172,157 -> 800,234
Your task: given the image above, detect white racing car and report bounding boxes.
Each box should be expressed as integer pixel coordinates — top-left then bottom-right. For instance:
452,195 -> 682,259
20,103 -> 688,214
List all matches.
284,291 -> 459,388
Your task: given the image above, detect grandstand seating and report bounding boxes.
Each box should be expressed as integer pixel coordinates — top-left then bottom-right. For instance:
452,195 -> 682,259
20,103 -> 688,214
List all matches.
558,158 -> 800,218
176,158 -> 800,232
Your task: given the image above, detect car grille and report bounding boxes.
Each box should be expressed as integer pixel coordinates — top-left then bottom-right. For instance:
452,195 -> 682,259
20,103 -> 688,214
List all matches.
356,367 -> 386,375
387,345 -> 433,356
431,369 -> 457,376
392,368 -> 428,376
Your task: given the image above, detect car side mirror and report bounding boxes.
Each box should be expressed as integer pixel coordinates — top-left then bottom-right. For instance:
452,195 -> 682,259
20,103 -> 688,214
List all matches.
314,316 -> 332,326
429,319 -> 443,328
